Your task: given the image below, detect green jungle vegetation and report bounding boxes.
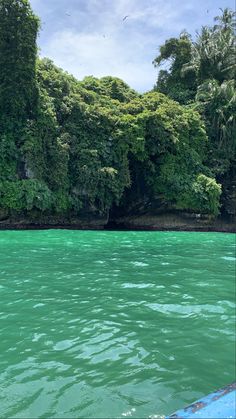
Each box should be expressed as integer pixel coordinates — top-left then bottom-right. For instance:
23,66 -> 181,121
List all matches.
0,0 -> 235,223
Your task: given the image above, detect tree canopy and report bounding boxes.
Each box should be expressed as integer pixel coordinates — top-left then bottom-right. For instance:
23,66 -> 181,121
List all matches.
153,8 -> 236,218
0,2 -> 234,223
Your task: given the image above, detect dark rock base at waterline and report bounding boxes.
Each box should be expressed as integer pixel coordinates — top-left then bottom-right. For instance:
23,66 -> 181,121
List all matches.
0,213 -> 235,232
107,214 -> 236,233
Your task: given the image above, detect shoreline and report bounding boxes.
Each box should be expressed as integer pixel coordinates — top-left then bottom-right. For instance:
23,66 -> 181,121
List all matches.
0,213 -> 235,233
0,223 -> 235,233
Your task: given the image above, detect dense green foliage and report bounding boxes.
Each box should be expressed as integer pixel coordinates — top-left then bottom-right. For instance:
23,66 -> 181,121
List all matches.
0,0 -> 39,178
154,8 -> 236,217
1,1 -> 233,222
153,32 -> 197,104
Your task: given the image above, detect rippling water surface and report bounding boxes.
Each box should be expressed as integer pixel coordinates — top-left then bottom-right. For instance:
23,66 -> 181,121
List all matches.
0,230 -> 235,418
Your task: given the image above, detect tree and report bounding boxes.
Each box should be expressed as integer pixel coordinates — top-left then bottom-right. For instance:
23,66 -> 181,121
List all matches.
119,92 -> 221,216
153,32 -> 197,104
153,8 -> 236,217
196,79 -> 236,174
0,1 -> 225,221
182,8 -> 236,84
0,0 -> 40,183
153,9 -> 235,103
0,0 -> 39,126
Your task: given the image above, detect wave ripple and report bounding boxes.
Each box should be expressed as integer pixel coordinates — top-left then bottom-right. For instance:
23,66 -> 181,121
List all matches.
0,230 -> 235,418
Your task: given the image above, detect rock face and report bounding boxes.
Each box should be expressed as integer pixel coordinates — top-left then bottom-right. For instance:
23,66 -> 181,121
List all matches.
0,209 -> 8,221
223,180 -> 236,220
0,179 -> 235,232
220,167 -> 236,221
107,180 -> 236,231
108,212 -> 236,232
0,210 -> 235,232
0,204 -> 109,230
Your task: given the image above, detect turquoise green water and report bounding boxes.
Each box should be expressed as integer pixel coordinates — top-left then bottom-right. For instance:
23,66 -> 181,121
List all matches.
0,230 -> 235,418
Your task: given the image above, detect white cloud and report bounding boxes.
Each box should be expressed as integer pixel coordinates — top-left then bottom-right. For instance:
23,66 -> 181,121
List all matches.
32,0 -> 235,92
36,0 -> 172,92
42,28 -> 158,91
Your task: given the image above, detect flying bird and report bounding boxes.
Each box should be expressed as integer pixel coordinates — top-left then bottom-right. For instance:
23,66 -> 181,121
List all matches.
123,15 -> 129,21
66,12 -> 71,16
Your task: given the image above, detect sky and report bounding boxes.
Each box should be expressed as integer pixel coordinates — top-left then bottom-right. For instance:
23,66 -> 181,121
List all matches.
30,0 -> 234,92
